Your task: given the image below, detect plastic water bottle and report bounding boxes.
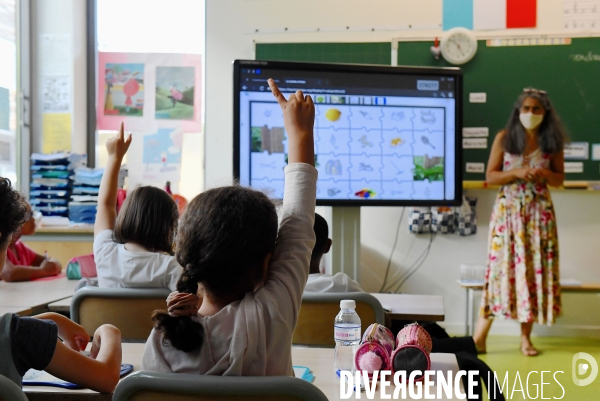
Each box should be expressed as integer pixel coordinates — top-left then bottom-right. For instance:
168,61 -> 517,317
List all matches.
334,300 -> 361,375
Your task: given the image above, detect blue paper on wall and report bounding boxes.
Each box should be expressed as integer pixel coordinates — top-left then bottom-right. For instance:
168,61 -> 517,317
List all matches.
0,86 -> 9,130
443,0 -> 474,30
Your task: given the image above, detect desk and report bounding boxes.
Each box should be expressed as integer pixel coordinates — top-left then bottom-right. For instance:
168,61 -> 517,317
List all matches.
0,276 -> 77,314
22,225 -> 94,267
48,297 -> 72,313
371,293 -> 445,321
0,306 -> 32,316
24,344 -> 461,401
458,281 -> 600,335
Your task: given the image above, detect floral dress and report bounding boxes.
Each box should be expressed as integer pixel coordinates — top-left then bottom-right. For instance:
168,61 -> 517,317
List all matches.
480,149 -> 561,324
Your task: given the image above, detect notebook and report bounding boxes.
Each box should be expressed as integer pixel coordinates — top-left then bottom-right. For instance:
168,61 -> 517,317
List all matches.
23,364 -> 133,389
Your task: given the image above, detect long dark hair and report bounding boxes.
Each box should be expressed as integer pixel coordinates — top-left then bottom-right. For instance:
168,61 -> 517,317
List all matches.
502,89 -> 567,155
152,186 -> 278,352
112,186 -> 178,254
0,178 -> 27,250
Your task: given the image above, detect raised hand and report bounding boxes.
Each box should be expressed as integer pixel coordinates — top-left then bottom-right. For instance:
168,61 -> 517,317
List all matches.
106,122 -> 132,160
268,78 -> 315,165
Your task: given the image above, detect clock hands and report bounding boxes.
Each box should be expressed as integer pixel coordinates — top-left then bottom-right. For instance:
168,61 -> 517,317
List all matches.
449,38 -> 465,57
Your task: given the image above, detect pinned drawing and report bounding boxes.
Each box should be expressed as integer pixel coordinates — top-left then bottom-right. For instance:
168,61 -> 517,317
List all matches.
143,128 -> 183,172
104,63 -> 144,116
155,66 -> 195,120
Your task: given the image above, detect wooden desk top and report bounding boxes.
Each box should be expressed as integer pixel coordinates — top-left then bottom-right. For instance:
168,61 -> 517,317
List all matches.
371,293 -> 445,321
36,225 -> 94,235
0,306 -> 32,316
47,297 -> 72,313
24,344 -> 461,401
0,276 -> 77,313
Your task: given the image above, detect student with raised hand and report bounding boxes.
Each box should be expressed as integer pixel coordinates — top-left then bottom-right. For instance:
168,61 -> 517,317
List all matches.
0,177 -> 122,392
94,122 -> 182,291
1,201 -> 62,282
304,213 -> 363,293
142,78 -> 317,376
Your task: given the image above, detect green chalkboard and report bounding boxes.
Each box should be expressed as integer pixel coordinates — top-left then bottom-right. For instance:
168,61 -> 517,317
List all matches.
256,39 -> 600,181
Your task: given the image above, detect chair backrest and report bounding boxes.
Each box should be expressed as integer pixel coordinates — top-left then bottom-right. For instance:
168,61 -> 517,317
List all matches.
294,292 -> 385,347
112,371 -> 328,401
0,374 -> 28,401
70,287 -> 171,341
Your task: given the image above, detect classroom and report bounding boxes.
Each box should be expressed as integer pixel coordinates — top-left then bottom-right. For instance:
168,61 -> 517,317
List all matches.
0,0 -> 599,400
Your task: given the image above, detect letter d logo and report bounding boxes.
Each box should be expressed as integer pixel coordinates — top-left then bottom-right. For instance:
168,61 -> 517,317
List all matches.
572,352 -> 598,386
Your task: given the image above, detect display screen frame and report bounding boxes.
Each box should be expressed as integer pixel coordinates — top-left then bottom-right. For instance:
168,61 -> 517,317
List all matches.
233,59 -> 463,207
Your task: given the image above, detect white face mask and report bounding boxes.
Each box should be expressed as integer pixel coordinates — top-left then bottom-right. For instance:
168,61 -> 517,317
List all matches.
519,112 -> 544,130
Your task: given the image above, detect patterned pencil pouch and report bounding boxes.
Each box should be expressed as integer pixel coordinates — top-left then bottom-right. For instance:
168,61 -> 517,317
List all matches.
391,323 -> 432,381
355,323 -> 395,377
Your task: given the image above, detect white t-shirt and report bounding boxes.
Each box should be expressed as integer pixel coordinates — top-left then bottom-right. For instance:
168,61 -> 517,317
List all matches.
142,163 -> 317,376
93,230 -> 182,291
304,272 -> 363,293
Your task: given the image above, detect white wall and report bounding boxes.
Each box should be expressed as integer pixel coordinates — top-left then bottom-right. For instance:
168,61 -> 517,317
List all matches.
206,0 -> 600,337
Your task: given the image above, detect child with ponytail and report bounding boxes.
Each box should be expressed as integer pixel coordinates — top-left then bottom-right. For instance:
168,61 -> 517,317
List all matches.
142,79 -> 317,376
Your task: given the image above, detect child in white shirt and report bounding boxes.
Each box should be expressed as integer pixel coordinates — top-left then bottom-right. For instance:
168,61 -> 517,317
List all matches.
94,124 -> 182,291
142,79 -> 317,376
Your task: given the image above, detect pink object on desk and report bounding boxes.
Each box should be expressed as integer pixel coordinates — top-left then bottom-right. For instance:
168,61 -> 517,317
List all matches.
32,272 -> 67,282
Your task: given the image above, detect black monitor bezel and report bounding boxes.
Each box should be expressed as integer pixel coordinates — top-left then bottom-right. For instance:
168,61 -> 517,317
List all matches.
233,59 -> 463,207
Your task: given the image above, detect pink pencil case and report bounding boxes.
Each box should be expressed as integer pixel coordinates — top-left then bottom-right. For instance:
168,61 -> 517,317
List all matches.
355,323 -> 395,377
391,323 -> 432,382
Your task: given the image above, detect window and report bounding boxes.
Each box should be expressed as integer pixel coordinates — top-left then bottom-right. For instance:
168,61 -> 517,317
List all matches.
0,0 -> 18,185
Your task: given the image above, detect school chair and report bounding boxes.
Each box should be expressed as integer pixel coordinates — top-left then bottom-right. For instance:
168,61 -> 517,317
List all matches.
70,287 -> 171,341
112,371 -> 328,401
294,292 -> 385,347
0,374 -> 28,401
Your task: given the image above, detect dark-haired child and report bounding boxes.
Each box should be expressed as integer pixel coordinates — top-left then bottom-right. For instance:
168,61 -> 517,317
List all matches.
142,79 -> 317,376
1,202 -> 62,282
0,177 -> 122,391
304,213 -> 363,293
94,123 -> 182,291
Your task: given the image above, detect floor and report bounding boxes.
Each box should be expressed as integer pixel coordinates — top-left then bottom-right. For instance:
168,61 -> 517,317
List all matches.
478,336 -> 600,400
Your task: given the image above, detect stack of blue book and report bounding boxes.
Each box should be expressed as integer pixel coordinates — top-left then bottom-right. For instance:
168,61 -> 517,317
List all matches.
30,153 -> 73,218
69,168 -> 103,224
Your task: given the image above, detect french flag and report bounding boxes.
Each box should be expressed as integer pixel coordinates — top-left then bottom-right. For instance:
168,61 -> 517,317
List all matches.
443,0 -> 537,30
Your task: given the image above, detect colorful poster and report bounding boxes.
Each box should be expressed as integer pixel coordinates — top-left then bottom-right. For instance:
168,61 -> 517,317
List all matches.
104,63 -> 145,117
97,53 -> 202,132
443,0 -> 474,30
155,67 -> 195,120
506,0 -> 536,28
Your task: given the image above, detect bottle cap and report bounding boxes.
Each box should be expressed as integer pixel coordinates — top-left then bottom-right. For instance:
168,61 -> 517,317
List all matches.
340,300 -> 356,309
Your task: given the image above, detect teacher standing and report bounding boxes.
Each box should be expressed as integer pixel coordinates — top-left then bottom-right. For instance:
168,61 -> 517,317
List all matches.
474,88 -> 566,356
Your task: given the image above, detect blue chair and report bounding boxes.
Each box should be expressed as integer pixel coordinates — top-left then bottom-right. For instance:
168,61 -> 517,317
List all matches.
112,371 -> 328,401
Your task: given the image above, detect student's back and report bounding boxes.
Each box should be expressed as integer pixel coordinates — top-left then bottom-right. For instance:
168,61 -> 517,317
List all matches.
142,80 -> 317,376
94,125 -> 182,291
304,213 -> 363,293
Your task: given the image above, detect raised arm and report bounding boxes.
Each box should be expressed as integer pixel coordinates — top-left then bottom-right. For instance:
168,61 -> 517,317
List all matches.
268,78 -> 315,166
486,132 -> 536,185
95,122 -> 132,236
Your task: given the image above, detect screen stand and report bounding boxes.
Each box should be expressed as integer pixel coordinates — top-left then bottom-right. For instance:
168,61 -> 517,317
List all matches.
330,206 -> 361,282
